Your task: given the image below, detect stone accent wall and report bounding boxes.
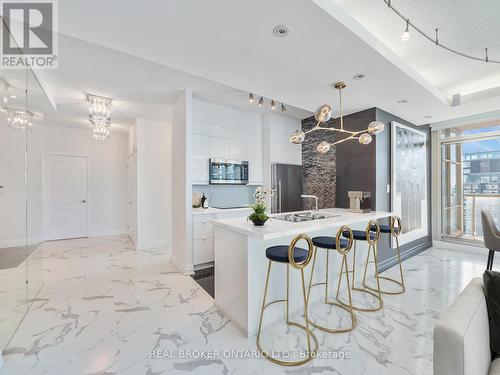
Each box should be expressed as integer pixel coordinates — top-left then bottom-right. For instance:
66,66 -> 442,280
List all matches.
301,115 -> 336,209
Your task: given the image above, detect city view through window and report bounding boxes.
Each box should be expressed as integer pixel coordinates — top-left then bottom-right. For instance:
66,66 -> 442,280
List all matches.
442,125 -> 500,242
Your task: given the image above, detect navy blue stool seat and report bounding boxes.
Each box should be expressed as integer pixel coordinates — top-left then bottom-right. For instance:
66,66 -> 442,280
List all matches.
370,224 -> 399,234
342,230 -> 375,241
312,236 -> 349,250
266,245 -> 308,263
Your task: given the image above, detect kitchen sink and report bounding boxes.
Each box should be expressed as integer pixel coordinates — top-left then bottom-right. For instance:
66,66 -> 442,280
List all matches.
274,211 -> 340,222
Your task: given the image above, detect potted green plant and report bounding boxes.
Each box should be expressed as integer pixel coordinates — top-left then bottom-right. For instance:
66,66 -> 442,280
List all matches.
247,187 -> 274,226
248,202 -> 269,226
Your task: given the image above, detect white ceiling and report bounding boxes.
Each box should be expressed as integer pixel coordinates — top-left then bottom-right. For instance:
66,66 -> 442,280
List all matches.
13,34 -> 310,132
36,35 -> 310,131
333,0 -> 500,96
9,0 -> 498,129
51,0 -> 500,126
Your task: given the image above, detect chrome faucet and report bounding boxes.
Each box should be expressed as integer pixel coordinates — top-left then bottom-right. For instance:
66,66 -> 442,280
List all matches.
301,194 -> 318,212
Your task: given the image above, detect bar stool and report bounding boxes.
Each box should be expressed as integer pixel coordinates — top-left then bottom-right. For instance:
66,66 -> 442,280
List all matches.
256,234 -> 319,366
364,216 -> 405,295
307,226 -> 356,333
336,220 -> 383,312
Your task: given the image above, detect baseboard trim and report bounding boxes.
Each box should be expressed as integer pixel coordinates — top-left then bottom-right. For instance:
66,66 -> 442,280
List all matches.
194,261 -> 214,272
433,240 -> 487,256
0,237 -> 44,248
171,254 -> 195,275
136,241 -> 171,251
89,229 -> 128,238
378,238 -> 432,273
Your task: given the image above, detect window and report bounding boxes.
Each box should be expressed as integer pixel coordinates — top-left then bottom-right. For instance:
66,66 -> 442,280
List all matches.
441,123 -> 500,242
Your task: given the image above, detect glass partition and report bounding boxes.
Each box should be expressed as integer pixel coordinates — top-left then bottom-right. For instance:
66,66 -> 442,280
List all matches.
26,67 -> 49,304
0,68 -> 29,350
0,30 -> 51,353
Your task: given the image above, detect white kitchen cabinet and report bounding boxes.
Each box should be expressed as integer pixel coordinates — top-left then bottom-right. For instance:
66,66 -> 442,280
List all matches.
192,208 -> 251,268
192,134 -> 210,184
209,137 -> 230,160
193,238 -> 214,265
247,141 -> 263,185
229,140 -> 247,161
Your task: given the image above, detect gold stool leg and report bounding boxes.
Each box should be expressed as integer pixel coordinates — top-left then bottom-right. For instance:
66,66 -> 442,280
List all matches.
364,236 -> 406,295
257,260 -> 272,344
342,254 -> 356,329
336,240 -> 356,300
338,242 -> 384,312
257,260 -> 319,366
308,248 -> 356,333
306,247 -> 318,305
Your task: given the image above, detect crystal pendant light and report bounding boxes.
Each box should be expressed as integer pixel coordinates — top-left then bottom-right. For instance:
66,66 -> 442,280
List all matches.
92,125 -> 110,141
7,109 -> 33,131
87,94 -> 112,140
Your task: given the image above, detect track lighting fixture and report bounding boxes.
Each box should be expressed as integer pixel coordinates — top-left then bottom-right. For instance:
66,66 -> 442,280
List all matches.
271,100 -> 276,110
401,19 -> 410,41
281,103 -> 286,113
383,0 -> 498,63
249,93 -> 254,103
258,96 -> 264,106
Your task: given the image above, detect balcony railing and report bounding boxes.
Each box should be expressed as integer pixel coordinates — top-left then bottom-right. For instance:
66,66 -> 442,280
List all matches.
463,194 -> 500,239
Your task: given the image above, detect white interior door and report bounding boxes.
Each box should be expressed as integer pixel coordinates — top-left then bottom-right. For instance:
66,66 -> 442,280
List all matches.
127,154 -> 137,244
44,155 -> 88,240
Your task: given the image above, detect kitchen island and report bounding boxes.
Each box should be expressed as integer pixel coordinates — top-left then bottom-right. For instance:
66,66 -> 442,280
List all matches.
213,208 -> 393,337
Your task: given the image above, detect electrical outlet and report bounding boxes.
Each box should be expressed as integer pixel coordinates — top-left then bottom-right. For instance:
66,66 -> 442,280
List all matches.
386,184 -> 391,194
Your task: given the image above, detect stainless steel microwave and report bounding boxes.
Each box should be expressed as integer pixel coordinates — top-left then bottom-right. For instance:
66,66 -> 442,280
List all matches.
209,159 -> 249,185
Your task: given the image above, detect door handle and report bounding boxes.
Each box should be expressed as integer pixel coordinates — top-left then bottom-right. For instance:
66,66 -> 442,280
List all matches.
82,200 -> 86,203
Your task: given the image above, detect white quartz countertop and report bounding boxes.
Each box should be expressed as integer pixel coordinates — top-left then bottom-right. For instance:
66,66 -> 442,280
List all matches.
192,206 -> 252,215
213,208 -> 393,240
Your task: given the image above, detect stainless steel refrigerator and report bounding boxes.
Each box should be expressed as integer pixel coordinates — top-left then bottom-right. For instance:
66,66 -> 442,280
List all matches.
271,163 -> 304,213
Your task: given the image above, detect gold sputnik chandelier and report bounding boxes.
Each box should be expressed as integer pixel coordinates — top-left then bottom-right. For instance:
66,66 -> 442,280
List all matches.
289,82 -> 385,154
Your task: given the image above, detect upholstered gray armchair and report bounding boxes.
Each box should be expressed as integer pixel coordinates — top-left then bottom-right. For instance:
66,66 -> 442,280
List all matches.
481,210 -> 500,270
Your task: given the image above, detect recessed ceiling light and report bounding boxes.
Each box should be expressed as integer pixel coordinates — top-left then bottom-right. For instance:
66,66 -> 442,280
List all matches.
272,25 -> 289,38
352,73 -> 366,80
424,115 -> 433,119
397,99 -> 408,104
10,95 -> 16,99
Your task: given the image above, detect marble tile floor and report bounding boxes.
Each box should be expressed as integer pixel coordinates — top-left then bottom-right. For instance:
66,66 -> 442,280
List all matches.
0,235 -> 488,375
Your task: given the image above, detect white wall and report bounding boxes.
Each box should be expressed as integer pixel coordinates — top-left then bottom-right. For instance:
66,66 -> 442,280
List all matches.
262,112 -> 302,189
171,91 -> 193,274
135,117 -> 172,251
0,115 -> 27,247
43,124 -> 129,237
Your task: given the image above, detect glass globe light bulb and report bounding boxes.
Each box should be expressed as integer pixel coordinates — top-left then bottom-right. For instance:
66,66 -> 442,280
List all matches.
316,141 -> 331,154
314,104 -> 332,123
367,121 -> 385,135
289,130 -> 305,144
359,133 -> 372,145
